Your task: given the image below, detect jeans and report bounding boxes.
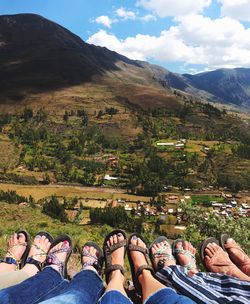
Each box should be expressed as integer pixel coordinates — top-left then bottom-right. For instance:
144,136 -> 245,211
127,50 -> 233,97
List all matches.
0,267 -> 104,304
99,288 -> 195,304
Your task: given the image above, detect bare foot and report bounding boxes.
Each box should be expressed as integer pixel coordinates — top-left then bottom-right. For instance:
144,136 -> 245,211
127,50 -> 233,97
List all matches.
46,241 -> 70,275
106,233 -> 125,281
23,235 -> 51,277
225,238 -> 250,276
175,241 -> 198,275
204,242 -> 250,281
151,241 -> 176,271
0,233 -> 27,272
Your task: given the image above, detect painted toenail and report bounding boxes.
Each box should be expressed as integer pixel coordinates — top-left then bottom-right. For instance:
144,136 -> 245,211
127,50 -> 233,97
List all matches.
117,233 -> 122,237
63,241 -> 69,245
35,235 -> 41,239
132,236 -> 137,240
228,238 -> 234,242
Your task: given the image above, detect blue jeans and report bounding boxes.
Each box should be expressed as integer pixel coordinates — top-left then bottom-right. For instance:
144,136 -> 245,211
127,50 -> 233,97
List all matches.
0,267 -> 104,304
99,288 -> 195,304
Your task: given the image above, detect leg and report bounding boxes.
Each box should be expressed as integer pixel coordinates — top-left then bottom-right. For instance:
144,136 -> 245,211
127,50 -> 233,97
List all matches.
40,243 -> 104,304
129,235 -> 195,304
0,241 -> 70,304
98,231 -> 132,304
156,265 -> 250,304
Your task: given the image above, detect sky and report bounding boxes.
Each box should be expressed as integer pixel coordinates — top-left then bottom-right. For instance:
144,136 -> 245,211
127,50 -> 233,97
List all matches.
1,0 -> 250,74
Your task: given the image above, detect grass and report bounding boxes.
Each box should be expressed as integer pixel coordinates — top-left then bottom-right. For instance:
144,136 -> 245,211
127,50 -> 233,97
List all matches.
191,195 -> 224,205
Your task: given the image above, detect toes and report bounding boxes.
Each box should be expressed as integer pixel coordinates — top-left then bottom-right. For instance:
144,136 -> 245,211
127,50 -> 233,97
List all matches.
117,233 -> 124,242
205,255 -> 211,263
137,238 -> 146,248
113,234 -> 118,245
131,235 -> 138,245
109,235 -> 114,246
152,244 -> 158,253
18,233 -> 26,243
183,241 -> 188,251
205,247 -> 214,258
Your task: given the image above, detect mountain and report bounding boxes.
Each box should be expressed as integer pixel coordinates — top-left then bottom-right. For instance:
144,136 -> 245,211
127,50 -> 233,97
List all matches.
0,13 -> 179,112
1,13 -> 250,110
182,68 -> 250,107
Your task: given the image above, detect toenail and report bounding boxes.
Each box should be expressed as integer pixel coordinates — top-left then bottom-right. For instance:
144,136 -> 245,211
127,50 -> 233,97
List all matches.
228,238 -> 234,242
35,235 -> 41,239
132,236 -> 137,240
117,233 -> 122,237
212,242 -> 216,245
63,241 -> 69,245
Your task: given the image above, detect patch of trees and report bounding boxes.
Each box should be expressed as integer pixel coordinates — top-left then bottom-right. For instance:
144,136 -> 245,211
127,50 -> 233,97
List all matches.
42,196 -> 68,222
0,190 -> 33,204
232,144 -> 250,159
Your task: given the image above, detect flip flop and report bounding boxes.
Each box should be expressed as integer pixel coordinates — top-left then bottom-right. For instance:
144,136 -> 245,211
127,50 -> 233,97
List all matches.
127,233 -> 154,295
81,241 -> 104,275
200,237 -> 219,270
149,236 -> 175,271
103,229 -> 127,284
45,234 -> 72,279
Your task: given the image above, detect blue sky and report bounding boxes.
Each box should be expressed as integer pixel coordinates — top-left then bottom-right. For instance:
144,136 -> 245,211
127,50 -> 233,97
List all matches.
1,0 -> 250,74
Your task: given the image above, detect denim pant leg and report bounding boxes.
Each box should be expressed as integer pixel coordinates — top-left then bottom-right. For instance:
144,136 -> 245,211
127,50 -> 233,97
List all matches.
98,290 -> 133,304
39,269 -> 104,304
145,288 -> 196,304
0,267 -> 68,304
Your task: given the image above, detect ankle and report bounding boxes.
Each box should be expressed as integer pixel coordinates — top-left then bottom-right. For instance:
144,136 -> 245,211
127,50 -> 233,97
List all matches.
138,269 -> 151,284
22,264 -> 39,277
110,269 -> 125,281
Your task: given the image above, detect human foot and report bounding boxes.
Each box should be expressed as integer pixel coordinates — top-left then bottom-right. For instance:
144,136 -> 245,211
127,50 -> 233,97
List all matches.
82,242 -> 103,275
104,231 -> 126,283
204,242 -> 250,281
128,234 -> 154,293
23,234 -> 51,276
0,232 -> 28,272
175,241 -> 198,275
150,239 -> 176,271
224,238 -> 250,276
45,240 -> 71,277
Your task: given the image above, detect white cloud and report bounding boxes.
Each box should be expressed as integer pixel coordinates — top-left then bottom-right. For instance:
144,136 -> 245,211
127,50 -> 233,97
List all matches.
116,7 -> 137,20
137,0 -> 212,17
87,14 -> 250,70
141,14 -> 157,22
95,15 -> 113,28
219,0 -> 250,21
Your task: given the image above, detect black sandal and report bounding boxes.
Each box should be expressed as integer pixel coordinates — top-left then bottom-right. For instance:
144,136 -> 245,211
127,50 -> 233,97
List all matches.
45,234 -> 72,279
128,233 -> 154,294
103,229 -> 127,283
81,241 -> 104,275
25,231 -> 54,272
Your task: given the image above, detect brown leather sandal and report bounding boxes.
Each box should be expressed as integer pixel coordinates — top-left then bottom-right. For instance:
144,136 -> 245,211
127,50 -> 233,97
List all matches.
103,229 -> 127,283
128,233 -> 154,295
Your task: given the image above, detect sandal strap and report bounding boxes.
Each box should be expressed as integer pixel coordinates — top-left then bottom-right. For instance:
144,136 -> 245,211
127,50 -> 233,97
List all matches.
105,264 -> 125,276
175,249 -> 195,260
46,247 -> 71,275
135,264 -> 154,281
106,240 -> 127,253
129,244 -> 148,254
0,257 -> 18,267
25,257 -> 42,271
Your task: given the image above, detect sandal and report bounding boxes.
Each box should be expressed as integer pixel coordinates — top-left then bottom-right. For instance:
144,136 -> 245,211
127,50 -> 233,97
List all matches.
172,239 -> 196,272
103,229 -> 127,283
128,233 -> 154,294
45,234 -> 72,279
149,236 -> 175,271
25,231 -> 53,272
200,237 -> 219,270
0,230 -> 30,270
81,241 -> 104,275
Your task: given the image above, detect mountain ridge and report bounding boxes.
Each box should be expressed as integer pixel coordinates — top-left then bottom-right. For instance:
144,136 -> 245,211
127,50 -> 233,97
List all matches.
0,13 -> 250,109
